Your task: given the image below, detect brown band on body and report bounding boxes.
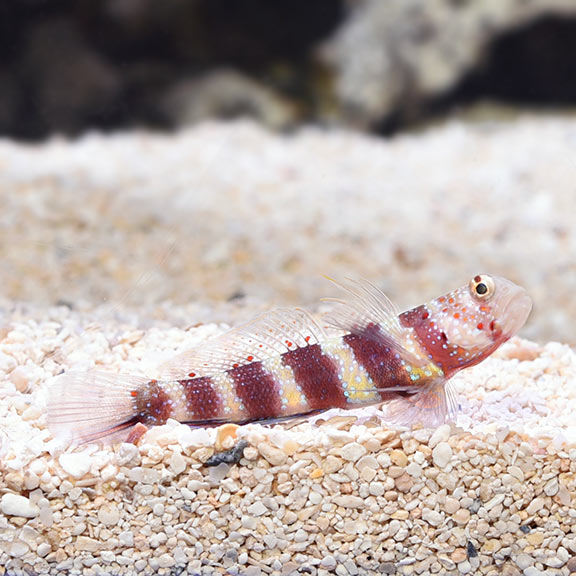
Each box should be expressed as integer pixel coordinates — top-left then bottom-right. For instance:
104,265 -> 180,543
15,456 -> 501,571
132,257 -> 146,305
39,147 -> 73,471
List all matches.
282,344 -> 347,410
136,380 -> 173,426
343,323 -> 408,392
181,376 -> 222,420
230,361 -> 283,420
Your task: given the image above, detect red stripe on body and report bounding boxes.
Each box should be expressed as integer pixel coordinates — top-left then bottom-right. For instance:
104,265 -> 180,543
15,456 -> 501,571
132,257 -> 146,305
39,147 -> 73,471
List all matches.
343,324 -> 408,391
181,376 -> 222,421
400,305 -> 496,375
282,344 -> 347,410
136,380 -> 173,425
230,362 -> 282,420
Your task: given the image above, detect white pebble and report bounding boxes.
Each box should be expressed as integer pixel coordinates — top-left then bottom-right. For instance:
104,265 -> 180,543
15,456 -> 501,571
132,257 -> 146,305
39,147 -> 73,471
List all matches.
247,501 -> 267,516
339,442 -> 367,462
405,462 -> 423,477
101,551 -> 116,563
333,495 -> 365,509
9,365 -> 36,392
174,547 -> 188,565
59,452 -> 92,479
429,425 -> 451,448
208,463 -> 230,484
422,508 -> 443,526
8,541 -> 29,557
75,536 -> 101,552
117,443 -> 140,466
545,547 -> 569,568
321,555 -> 337,569
515,554 -> 534,570
119,531 -> 134,547
169,451 -> 186,476
526,497 -> 545,515
369,482 -> 385,497
128,467 -> 161,484
1,493 -> 39,518
524,568 -> 545,576
72,522 -> 86,536
309,492 -> 322,505
98,503 -> 120,526
157,553 -> 175,568
293,529 -> 308,543
37,542 -> 51,557
432,442 -> 453,469
544,477 -> 559,496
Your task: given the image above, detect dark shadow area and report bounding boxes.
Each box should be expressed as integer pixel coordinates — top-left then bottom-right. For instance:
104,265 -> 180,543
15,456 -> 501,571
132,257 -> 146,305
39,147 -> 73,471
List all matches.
439,16 -> 576,112
0,0 -> 342,139
1,5 -> 576,139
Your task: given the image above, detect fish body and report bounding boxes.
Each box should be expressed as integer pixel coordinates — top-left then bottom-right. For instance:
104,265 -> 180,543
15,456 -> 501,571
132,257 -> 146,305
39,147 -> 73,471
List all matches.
48,275 -> 532,443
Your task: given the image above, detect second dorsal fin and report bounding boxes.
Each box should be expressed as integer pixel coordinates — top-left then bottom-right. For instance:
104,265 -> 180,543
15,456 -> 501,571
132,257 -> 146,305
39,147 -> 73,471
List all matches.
159,307 -> 327,380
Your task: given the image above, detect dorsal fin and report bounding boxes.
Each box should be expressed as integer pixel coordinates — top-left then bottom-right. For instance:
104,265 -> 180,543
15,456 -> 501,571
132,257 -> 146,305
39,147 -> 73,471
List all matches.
159,307 -> 327,380
322,277 -> 427,367
323,277 -> 402,337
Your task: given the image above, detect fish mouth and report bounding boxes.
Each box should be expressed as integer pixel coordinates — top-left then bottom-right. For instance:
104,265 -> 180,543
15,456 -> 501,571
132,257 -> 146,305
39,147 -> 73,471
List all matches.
493,277 -> 532,338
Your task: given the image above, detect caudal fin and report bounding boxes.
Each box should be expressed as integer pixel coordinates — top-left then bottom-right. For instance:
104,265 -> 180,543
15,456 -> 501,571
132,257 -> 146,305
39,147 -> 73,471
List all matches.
47,371 -> 150,444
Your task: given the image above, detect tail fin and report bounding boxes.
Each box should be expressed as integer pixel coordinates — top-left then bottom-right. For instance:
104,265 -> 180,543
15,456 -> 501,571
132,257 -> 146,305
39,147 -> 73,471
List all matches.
47,371 -> 150,444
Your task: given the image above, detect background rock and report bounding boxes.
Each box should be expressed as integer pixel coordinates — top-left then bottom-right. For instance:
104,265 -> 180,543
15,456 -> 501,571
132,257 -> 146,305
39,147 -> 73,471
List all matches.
0,1 -> 576,137
322,0 -> 576,128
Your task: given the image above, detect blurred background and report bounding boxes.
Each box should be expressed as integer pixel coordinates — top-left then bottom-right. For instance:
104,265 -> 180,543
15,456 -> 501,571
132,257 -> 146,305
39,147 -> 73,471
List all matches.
1,0 -> 576,138
1,0 -> 576,343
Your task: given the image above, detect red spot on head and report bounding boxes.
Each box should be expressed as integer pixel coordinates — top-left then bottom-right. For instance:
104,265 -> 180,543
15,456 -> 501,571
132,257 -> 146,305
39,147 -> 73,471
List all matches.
453,313 -> 460,319
490,320 -> 502,338
448,298 -> 454,304
233,363 -> 239,368
421,311 -> 429,320
246,355 -> 254,362
285,340 -> 293,347
188,372 -> 196,378
305,335 -> 311,343
131,390 -> 138,398
477,323 -> 484,330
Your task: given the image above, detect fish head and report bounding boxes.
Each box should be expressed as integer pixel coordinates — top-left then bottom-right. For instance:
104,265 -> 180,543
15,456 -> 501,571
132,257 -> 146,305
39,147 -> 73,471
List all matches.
400,274 -> 532,375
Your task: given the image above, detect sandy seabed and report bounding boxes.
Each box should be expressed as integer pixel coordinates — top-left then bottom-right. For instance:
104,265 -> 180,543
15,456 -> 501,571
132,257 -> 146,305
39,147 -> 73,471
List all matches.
1,117 -> 576,575
0,301 -> 575,576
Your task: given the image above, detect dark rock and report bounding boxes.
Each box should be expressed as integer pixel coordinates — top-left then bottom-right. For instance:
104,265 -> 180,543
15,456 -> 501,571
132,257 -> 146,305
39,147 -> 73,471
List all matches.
204,439 -> 248,467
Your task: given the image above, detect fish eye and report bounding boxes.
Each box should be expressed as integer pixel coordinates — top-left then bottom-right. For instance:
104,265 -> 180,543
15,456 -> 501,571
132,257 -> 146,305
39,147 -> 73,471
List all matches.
469,274 -> 495,301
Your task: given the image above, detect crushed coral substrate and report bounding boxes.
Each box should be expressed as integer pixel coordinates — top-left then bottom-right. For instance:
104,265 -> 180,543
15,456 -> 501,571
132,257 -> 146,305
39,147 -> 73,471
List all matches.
0,303 -> 575,576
